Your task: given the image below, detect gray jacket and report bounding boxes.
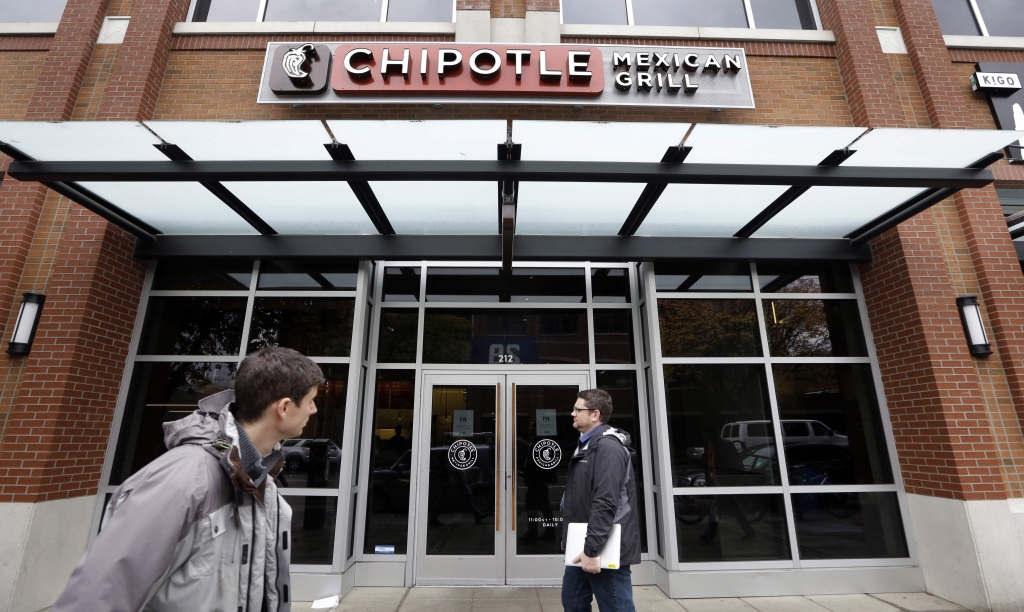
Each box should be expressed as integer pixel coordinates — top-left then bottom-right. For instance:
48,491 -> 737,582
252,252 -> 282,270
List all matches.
53,390 -> 292,612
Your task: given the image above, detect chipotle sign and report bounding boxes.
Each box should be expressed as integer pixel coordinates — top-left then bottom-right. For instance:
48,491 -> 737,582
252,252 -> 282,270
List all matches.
259,42 -> 755,109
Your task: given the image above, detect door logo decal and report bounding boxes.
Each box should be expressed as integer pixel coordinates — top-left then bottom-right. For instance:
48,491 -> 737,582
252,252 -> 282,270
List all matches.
532,439 -> 562,469
448,439 -> 478,470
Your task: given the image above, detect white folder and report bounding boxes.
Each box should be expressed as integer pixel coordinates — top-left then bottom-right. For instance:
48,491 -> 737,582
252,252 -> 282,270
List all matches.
564,523 -> 621,570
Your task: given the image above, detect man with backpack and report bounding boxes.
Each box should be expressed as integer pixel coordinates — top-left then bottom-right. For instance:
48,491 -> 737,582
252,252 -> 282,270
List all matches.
561,389 -> 641,612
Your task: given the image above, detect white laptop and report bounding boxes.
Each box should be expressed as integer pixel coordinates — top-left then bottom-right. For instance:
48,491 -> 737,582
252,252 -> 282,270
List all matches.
564,523 -> 621,570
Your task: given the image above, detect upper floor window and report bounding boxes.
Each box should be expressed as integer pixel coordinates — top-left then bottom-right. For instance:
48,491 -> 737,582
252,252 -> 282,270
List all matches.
190,0 -> 454,23
932,0 -> 1024,37
0,0 -> 68,22
561,0 -> 820,30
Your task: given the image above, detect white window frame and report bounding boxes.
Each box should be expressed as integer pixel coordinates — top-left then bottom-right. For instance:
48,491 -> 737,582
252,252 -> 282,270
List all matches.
559,0 -> 824,30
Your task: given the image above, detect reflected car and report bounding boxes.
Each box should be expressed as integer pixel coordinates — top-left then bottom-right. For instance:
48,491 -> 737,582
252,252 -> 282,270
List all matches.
371,444 -> 495,513
721,420 -> 848,450
282,438 -> 342,471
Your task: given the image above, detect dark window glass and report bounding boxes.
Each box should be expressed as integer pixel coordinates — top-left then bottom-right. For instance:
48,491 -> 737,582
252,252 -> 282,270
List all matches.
426,268 -> 503,302
792,492 -> 909,559
382,267 -> 421,302
998,188 -> 1024,220
347,492 -> 359,560
562,0 -> 627,24
645,366 -> 659,487
976,0 -> 1024,36
663,364 -> 780,488
592,268 -> 631,303
263,0 -> 381,20
377,309 -> 419,363
280,364 -> 348,489
110,362 -> 235,485
640,305 -> 650,362
353,367 -> 368,483
248,298 -> 355,357
257,261 -> 358,291
510,268 -> 586,303
139,297 -> 246,355
653,491 -> 664,558
598,370 -> 647,553
191,0 -> 261,21
773,364 -> 894,485
763,299 -> 867,357
675,494 -> 791,561
422,309 -> 589,364
654,263 -> 752,293
363,302 -> 374,361
634,0 -> 748,27
756,263 -> 854,293
286,496 -> 337,565
658,300 -> 762,357
0,0 -> 68,21
364,370 -> 416,555
931,0 -> 982,34
750,0 -> 816,29
152,259 -> 252,290
594,309 -> 635,364
387,0 -> 452,22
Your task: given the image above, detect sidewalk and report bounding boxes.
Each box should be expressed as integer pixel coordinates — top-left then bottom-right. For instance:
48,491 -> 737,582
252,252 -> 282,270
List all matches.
294,587 -> 968,612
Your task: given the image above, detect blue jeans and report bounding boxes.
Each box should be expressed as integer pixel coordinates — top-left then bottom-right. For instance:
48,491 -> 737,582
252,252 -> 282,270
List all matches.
561,565 -> 635,612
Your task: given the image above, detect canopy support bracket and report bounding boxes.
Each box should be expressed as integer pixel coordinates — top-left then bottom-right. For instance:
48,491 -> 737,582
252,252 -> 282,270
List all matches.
325,143 -> 396,235
618,145 -> 692,236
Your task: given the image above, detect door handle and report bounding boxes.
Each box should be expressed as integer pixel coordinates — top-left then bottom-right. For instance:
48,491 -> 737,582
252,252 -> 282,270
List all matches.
495,382 -> 501,532
511,382 -> 516,532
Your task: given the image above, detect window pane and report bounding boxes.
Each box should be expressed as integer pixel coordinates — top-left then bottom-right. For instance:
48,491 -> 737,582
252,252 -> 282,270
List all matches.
258,260 -> 358,291
654,262 -> 752,293
645,366 -> 659,487
383,267 -> 421,302
377,309 -> 419,363
139,297 -> 246,355
286,496 -> 337,565
387,0 -> 452,22
592,268 -> 631,303
658,300 -> 762,357
773,364 -> 894,485
598,370 -> 647,553
248,298 -> 355,357
756,263 -> 854,293
426,268 -> 503,302
425,267 -> 586,303
750,0 -> 816,29
653,491 -> 664,558
510,268 -> 586,303
110,362 -> 235,485
562,0 -> 627,24
280,364 -> 348,489
192,0 -> 261,21
675,494 -> 791,561
364,370 -> 416,555
663,364 -> 781,487
763,299 -> 867,357
423,309 -> 590,364
594,309 -> 635,364
0,0 -> 67,21
976,0 -> 1024,36
931,0 -> 982,34
263,0 -> 381,21
792,492 -> 909,559
152,259 -> 252,290
634,0 -> 748,27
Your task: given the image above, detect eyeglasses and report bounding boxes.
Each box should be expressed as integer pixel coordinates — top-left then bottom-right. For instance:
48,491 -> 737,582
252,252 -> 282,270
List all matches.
570,407 -> 597,414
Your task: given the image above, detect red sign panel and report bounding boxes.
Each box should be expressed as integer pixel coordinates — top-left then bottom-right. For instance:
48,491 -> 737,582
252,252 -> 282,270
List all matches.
330,44 -> 604,96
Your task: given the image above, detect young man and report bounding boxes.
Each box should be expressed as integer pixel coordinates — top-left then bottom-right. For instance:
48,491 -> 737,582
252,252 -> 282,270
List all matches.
53,346 -> 325,612
561,389 -> 641,612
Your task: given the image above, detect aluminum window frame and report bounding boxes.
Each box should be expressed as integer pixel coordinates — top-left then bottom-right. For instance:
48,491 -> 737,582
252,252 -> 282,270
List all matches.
559,0 -> 823,29
184,0 -> 457,22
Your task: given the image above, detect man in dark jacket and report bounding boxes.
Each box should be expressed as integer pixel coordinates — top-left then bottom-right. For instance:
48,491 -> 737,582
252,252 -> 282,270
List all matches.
561,389 -> 641,612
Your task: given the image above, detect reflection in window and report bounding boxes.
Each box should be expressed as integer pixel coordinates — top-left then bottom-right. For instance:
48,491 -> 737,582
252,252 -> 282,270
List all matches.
633,0 -> 748,27
286,496 -> 337,565
258,260 -> 358,291
756,263 -> 854,293
976,0 -> 1024,37
654,262 -> 752,293
364,370 -> 416,555
592,268 -> 631,303
594,309 -> 635,364
773,364 -> 894,485
562,0 -> 627,24
658,300 -> 762,357
110,362 -> 235,485
387,0 -> 452,22
382,267 -> 421,302
279,364 -> 348,489
750,0 -> 816,29
425,267 -> 585,303
792,492 -> 909,559
377,309 -> 419,363
0,0 -> 68,21
152,259 -> 252,290
263,0 -> 381,20
663,364 -> 780,487
423,310 -> 590,364
675,494 -> 790,562
139,297 -> 246,356
598,370 -> 647,552
248,298 -> 355,357
931,0 -> 982,35
191,0 -> 261,21
763,299 -> 867,357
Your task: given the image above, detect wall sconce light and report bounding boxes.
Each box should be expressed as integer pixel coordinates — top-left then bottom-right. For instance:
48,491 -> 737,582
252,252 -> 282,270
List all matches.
956,296 -> 991,357
6,292 -> 45,356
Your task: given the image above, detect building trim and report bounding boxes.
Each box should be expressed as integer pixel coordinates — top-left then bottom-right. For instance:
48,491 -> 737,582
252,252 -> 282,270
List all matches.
560,24 -> 835,44
0,23 -> 59,35
172,21 -> 457,36
944,34 -> 1024,51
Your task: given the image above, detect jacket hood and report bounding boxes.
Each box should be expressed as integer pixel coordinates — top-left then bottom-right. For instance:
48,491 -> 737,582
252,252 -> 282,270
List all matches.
163,389 -> 236,450
600,426 -> 632,448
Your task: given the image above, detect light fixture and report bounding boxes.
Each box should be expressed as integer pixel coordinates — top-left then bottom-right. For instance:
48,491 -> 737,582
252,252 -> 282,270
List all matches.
956,296 -> 991,357
6,292 -> 45,356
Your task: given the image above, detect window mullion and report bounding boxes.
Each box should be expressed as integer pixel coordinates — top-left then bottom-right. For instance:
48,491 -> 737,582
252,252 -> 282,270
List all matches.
968,0 -> 990,36
744,0 -> 756,28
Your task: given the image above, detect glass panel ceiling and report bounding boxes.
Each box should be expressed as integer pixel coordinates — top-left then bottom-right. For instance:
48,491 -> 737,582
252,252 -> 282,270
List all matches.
513,121 -> 692,235
327,120 -> 506,234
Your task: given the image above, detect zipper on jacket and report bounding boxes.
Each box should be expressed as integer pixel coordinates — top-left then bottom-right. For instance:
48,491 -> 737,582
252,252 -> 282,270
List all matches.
245,496 -> 257,612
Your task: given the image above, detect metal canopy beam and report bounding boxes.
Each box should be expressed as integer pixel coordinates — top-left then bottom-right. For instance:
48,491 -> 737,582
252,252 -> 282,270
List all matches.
134,234 -> 871,263
619,145 -> 691,236
7,160 -> 994,189
325,142 -> 395,235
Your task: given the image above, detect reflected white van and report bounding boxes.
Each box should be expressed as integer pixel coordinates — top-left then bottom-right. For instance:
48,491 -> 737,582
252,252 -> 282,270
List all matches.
721,420 -> 848,450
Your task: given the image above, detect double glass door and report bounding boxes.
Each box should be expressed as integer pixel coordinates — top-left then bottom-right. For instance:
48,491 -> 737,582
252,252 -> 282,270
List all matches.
414,373 -> 588,585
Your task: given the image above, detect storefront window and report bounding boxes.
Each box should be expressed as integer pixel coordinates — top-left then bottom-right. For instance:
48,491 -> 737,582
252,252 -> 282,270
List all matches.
598,370 -> 648,552
139,297 -> 247,356
592,268 -> 631,303
976,0 -> 1024,37
792,492 -> 909,559
364,370 -> 416,555
377,309 -> 419,363
382,267 -> 421,302
0,0 -> 68,21
654,262 -> 753,293
750,0 -> 816,29
562,0 -> 628,25
658,300 -> 762,357
422,309 -> 590,364
594,309 -> 635,364
633,0 -> 749,28
279,364 -> 348,489
387,0 -> 453,22
262,0 -> 380,21
285,496 -> 338,565
191,0 -> 261,21
675,494 -> 791,561
931,0 -> 983,35
762,299 -> 868,357
247,298 -> 355,357
757,263 -> 854,293
257,261 -> 358,291
424,267 -> 586,303
151,259 -> 252,290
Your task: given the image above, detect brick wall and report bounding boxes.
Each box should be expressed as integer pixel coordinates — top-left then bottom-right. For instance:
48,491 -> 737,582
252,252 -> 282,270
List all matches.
0,52 -> 46,119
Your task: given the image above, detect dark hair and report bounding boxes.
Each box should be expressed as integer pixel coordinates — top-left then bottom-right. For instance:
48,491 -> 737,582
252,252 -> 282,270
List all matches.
577,388 -> 613,424
233,347 -> 325,424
